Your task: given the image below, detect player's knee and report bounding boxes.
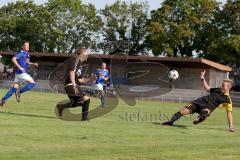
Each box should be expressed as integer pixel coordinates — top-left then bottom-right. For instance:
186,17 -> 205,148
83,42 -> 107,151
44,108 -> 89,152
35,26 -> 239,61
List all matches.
30,80 -> 35,84
83,98 -> 90,107
13,83 -> 19,89
180,110 -> 184,115
84,98 -> 90,105
83,96 -> 90,101
180,107 -> 190,115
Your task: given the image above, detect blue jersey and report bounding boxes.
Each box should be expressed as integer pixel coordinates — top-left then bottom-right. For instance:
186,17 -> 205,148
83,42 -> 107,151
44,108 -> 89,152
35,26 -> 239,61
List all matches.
96,77 -> 105,85
15,50 -> 30,74
95,69 -> 109,78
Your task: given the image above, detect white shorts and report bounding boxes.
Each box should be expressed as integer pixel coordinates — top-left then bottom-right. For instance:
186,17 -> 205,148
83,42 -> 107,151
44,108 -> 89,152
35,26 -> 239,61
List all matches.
94,84 -> 103,91
14,73 -> 33,83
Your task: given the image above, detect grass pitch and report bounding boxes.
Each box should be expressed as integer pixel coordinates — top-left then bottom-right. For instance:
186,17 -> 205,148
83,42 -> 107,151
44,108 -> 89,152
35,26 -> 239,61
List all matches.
0,89 -> 240,160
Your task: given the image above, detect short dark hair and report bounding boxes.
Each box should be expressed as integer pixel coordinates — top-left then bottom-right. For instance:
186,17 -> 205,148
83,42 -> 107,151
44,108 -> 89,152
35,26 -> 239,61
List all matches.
22,40 -> 29,45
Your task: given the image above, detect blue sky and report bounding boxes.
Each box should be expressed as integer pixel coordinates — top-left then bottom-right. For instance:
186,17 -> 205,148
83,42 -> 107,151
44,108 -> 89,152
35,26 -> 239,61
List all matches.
0,0 -> 227,10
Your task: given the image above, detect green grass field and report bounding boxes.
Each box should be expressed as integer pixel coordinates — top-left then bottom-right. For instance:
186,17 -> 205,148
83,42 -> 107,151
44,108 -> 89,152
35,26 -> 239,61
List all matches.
0,89 -> 240,160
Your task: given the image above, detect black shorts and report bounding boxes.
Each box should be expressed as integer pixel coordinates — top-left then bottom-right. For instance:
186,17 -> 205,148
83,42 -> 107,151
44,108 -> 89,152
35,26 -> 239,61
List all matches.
185,103 -> 207,114
64,84 -> 86,107
64,84 -> 85,96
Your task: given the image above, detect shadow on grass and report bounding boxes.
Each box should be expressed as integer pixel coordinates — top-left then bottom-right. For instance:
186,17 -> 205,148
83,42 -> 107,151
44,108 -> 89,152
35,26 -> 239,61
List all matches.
152,122 -> 188,129
171,124 -> 188,129
0,111 -> 56,119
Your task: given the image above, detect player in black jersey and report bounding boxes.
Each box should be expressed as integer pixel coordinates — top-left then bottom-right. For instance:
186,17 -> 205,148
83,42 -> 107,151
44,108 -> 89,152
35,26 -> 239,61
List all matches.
57,48 -> 93,121
162,71 -> 235,132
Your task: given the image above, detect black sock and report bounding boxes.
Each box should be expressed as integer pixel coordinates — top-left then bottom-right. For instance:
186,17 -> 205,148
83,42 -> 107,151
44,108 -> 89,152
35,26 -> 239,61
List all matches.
170,111 -> 182,123
81,99 -> 90,121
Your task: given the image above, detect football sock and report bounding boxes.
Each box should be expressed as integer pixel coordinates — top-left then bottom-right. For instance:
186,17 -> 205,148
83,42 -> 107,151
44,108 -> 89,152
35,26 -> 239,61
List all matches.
2,87 -> 18,101
82,99 -> 90,121
82,99 -> 90,113
170,111 -> 183,123
19,83 -> 36,94
100,95 -> 105,106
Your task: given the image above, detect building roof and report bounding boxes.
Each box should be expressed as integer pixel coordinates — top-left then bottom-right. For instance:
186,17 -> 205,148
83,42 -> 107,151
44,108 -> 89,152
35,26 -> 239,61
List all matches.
0,51 -> 232,72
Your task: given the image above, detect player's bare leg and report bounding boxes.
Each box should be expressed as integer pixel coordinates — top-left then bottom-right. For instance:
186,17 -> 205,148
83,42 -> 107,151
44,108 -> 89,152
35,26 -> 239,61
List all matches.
0,82 -> 20,106
99,90 -> 105,107
13,82 -> 20,102
56,95 -> 90,121
15,76 -> 36,102
162,106 -> 191,125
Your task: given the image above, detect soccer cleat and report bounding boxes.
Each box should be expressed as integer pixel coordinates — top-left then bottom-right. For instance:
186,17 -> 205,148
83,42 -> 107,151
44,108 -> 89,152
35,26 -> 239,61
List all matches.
81,117 -> 89,121
56,100 -> 73,117
161,121 -> 173,126
15,91 -> 21,102
229,127 -> 235,132
0,99 -> 5,107
57,105 -> 64,117
193,117 -> 205,125
81,111 -> 89,121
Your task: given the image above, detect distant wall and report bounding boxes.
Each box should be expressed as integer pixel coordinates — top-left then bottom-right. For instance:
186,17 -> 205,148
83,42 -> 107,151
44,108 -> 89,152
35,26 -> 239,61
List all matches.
20,59 -> 230,90
172,68 -> 204,89
209,69 -> 228,88
173,68 -> 228,89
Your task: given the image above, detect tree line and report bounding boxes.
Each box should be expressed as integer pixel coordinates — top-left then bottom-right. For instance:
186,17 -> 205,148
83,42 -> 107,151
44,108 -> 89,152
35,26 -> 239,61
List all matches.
0,0 -> 239,66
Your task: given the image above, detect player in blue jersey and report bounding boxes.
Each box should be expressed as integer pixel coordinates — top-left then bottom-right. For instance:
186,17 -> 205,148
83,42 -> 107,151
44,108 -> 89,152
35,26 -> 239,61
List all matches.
94,63 -> 109,107
0,41 -> 38,106
95,63 -> 109,79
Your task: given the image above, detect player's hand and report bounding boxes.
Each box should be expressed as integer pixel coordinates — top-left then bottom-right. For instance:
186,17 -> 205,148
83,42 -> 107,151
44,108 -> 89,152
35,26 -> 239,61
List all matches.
34,63 -> 38,67
229,127 -> 235,132
73,84 -> 79,95
200,70 -> 205,80
19,67 -> 25,73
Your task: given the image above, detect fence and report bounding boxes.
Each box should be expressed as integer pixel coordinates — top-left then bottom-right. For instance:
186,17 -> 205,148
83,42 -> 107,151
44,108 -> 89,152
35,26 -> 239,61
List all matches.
0,80 -> 239,106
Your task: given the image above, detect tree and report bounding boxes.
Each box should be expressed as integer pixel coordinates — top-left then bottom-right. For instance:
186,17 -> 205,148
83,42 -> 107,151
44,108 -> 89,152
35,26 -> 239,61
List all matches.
203,0 -> 240,66
99,0 -> 149,55
0,0 -> 102,53
0,1 -> 50,52
46,0 -> 102,53
146,0 -> 219,57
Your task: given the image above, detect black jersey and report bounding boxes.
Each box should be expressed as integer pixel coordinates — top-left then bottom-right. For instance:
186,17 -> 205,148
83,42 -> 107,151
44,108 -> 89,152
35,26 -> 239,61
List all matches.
192,88 -> 231,112
64,57 -> 83,85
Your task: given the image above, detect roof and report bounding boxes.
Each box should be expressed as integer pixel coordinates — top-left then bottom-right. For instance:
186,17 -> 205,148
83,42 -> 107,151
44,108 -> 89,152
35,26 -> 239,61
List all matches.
0,51 -> 232,72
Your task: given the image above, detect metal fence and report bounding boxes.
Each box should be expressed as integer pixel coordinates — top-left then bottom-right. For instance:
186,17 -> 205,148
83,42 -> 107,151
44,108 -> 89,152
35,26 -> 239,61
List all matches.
0,80 -> 239,106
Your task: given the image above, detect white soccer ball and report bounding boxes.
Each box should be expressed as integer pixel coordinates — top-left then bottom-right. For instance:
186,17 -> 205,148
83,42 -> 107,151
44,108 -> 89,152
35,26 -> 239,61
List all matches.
168,70 -> 179,80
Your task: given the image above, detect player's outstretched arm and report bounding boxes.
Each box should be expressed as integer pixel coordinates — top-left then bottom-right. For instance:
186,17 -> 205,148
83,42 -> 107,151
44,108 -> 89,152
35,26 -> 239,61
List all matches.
78,77 -> 94,84
227,110 -> 235,132
200,70 -> 210,92
26,59 -> 38,67
78,73 -> 97,84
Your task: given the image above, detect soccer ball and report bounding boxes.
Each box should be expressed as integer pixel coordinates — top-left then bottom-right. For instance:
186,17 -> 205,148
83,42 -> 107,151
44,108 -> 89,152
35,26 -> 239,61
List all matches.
168,70 -> 179,80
